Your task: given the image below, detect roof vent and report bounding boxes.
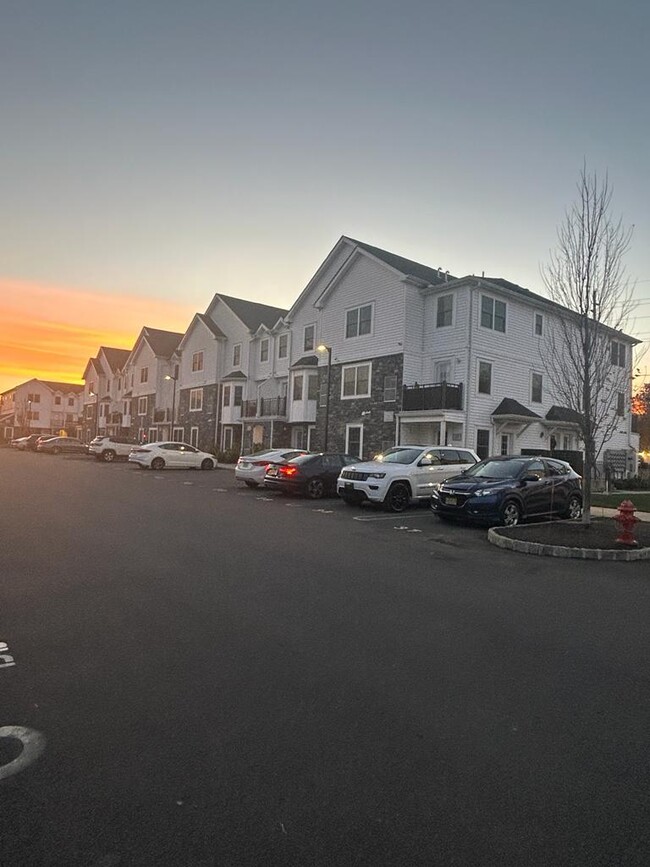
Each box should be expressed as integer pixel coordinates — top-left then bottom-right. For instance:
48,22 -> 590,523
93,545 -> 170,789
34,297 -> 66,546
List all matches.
445,270 -> 449,282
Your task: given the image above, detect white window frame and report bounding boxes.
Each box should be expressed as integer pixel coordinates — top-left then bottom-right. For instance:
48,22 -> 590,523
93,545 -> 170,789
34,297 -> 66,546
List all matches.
346,423 -> 364,458
190,426 -> 199,447
611,340 -> 626,367
436,294 -> 453,328
189,388 -> 203,412
480,295 -> 506,333
531,372 -> 543,403
341,362 -> 372,399
192,351 -> 204,372
477,360 -> 492,395
307,374 -> 318,402
140,367 -> 149,383
138,396 -> 148,415
172,426 -> 184,442
534,313 -> 544,337
148,427 -> 157,442
500,434 -> 511,455
54,395 -> 62,405
223,385 -> 231,407
303,324 -> 315,352
223,427 -> 233,450
293,374 -> 303,402
278,334 -> 288,359
383,375 -> 397,402
233,344 -> 242,367
260,338 -> 269,363
345,303 -> 374,340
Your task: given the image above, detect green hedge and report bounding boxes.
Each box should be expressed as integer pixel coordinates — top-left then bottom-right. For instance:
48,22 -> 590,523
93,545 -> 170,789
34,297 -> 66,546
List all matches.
612,476 -> 650,491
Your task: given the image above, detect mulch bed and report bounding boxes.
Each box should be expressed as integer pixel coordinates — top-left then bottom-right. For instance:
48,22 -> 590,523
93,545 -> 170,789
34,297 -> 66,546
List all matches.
497,517 -> 650,550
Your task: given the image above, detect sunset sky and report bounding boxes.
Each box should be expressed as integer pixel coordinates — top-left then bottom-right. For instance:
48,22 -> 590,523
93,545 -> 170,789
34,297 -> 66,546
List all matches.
1,0 -> 649,395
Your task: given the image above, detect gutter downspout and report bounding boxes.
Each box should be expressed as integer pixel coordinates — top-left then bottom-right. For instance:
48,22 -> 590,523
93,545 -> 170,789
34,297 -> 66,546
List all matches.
465,283 -> 475,448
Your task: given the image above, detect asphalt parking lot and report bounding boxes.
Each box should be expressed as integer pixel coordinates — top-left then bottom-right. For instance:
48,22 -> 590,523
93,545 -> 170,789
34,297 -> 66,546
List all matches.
2,448 -> 650,866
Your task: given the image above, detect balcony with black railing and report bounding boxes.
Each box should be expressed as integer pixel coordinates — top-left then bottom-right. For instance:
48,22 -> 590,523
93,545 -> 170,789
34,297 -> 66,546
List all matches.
402,381 -> 463,412
241,397 -> 287,419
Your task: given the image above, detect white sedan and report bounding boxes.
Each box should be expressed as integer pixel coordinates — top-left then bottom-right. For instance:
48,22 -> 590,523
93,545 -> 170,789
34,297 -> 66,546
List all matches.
235,448 -> 309,487
128,441 -> 217,471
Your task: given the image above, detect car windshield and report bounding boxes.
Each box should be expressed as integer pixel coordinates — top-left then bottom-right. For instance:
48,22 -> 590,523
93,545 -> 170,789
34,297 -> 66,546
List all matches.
464,458 -> 531,479
375,447 -> 424,465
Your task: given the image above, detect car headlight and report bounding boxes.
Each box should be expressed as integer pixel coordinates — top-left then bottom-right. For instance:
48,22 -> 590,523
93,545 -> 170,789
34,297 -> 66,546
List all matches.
472,488 -> 495,498
431,483 -> 440,492
367,472 -> 386,479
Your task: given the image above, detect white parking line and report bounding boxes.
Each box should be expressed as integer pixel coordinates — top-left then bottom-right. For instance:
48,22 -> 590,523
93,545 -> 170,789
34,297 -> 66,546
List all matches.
353,512 -> 433,522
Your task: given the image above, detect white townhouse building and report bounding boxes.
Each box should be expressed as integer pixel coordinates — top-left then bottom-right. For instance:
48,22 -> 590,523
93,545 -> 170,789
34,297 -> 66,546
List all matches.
81,347 -> 131,441
283,236 -> 639,469
0,378 -> 83,440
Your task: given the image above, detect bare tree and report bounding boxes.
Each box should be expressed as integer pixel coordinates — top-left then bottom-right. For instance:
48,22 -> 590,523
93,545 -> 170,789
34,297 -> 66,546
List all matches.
541,165 -> 637,524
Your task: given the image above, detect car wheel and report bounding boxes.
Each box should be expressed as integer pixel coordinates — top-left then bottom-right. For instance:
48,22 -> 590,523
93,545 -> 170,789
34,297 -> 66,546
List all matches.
102,450 -> 116,463
563,494 -> 582,520
201,458 -> 214,470
151,457 -> 165,471
306,478 -> 325,499
500,500 -> 522,526
384,482 -> 410,513
244,480 -> 259,488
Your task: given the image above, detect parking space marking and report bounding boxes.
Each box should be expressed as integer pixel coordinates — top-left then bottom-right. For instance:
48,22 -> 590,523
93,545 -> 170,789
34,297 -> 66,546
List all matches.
0,726 -> 46,781
353,512 -> 433,522
312,508 -> 334,514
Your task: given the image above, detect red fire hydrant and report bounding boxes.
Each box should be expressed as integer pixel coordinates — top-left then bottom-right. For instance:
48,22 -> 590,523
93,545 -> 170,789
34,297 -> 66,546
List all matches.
614,500 -> 639,548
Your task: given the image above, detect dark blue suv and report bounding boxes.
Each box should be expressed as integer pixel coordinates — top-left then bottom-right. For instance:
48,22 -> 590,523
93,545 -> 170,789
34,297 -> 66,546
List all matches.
430,455 -> 582,526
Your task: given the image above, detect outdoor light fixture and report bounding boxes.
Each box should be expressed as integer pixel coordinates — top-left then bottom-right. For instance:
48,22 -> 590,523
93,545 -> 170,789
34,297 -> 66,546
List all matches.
317,344 -> 332,452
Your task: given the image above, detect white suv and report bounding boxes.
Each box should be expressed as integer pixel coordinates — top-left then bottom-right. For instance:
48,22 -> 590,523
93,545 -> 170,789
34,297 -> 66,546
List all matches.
337,445 -> 480,512
88,435 -> 139,462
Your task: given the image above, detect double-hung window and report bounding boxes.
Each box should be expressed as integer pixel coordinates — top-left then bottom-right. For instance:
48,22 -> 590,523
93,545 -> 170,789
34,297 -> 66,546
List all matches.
480,296 -> 506,332
293,375 -> 303,401
342,363 -> 371,398
436,294 -> 453,327
278,334 -> 288,359
140,367 -> 149,383
192,351 -> 204,372
138,396 -> 148,415
303,324 -> 315,352
233,344 -> 242,367
307,374 -> 318,401
189,388 -> 203,411
260,339 -> 269,362
223,385 -> 231,407
534,313 -> 543,336
611,341 -> 626,367
531,372 -> 543,403
345,304 -> 373,339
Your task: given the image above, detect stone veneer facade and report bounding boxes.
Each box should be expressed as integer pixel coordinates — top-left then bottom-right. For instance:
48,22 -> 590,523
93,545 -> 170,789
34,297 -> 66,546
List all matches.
313,354 -> 403,459
176,384 -> 219,452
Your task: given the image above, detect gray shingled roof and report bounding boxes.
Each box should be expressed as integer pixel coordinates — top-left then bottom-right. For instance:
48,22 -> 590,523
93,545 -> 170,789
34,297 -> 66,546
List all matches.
222,370 -> 247,380
546,405 -> 583,424
143,327 -> 184,358
196,313 -> 226,339
492,398 -> 541,418
290,354 -> 319,368
40,380 -> 84,393
100,347 -> 130,372
347,238 -> 455,287
217,294 -> 288,332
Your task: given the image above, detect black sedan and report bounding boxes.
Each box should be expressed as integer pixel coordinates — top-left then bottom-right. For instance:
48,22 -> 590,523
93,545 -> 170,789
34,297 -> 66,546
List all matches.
36,436 -> 87,455
264,453 -> 358,499
430,455 -> 582,526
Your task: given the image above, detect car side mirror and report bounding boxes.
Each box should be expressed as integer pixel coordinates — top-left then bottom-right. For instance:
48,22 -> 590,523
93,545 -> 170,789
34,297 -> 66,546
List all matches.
418,457 -> 433,466
522,472 -> 541,482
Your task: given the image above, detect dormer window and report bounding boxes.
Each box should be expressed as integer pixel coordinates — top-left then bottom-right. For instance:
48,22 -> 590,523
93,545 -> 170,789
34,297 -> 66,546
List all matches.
260,339 -> 269,363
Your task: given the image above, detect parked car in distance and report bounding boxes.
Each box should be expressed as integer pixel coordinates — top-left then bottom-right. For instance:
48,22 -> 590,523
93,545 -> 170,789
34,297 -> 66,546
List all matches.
264,453 -> 359,499
337,445 -> 480,512
88,435 -> 139,462
11,435 -> 32,449
236,448 -> 310,487
36,436 -> 87,455
128,441 -> 217,471
430,455 -> 583,526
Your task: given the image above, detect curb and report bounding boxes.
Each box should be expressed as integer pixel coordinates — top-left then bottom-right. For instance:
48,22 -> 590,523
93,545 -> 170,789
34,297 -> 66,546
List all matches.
488,524 -> 650,561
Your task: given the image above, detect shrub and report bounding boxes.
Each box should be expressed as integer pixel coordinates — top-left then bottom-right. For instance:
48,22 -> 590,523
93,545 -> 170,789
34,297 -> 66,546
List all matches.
216,448 -> 240,464
612,476 -> 650,491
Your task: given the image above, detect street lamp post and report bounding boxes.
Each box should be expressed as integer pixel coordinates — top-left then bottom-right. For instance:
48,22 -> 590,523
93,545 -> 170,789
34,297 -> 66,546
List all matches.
88,391 -> 99,438
164,373 -> 178,440
317,344 -> 332,452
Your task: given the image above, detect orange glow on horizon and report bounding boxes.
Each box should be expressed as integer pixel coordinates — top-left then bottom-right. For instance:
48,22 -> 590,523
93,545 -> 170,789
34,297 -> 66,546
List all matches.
0,277 -> 197,394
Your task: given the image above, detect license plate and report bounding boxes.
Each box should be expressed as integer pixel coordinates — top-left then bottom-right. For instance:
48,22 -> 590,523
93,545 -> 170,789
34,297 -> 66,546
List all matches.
267,467 -> 278,476
444,496 -> 457,505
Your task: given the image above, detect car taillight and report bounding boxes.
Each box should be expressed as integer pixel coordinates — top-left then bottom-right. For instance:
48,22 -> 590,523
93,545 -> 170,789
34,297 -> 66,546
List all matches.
280,465 -> 298,477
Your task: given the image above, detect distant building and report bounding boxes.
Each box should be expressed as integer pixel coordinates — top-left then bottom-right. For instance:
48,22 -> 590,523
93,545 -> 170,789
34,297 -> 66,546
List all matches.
0,378 -> 84,441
